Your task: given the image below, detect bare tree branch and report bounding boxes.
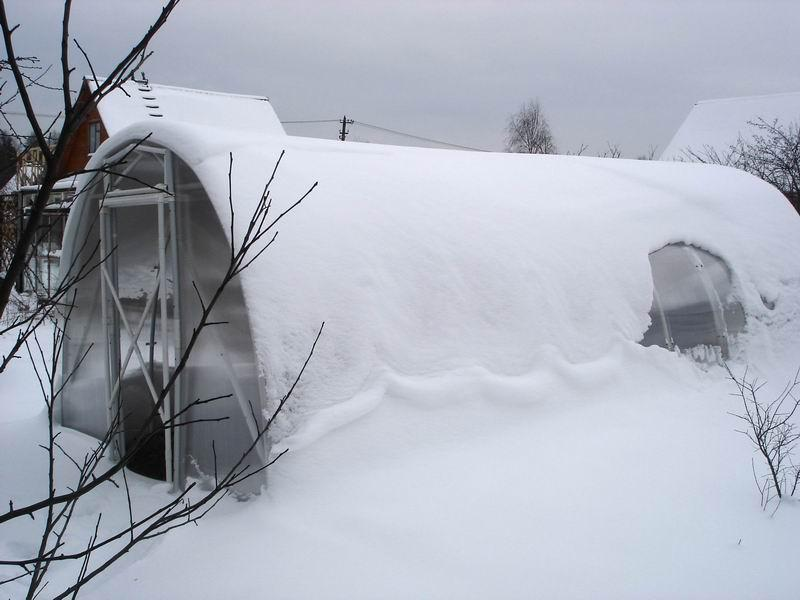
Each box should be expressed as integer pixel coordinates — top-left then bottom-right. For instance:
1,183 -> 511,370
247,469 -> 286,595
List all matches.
60,0 -> 74,115
0,3 -> 52,161
681,117 -> 800,211
0,0 -> 181,325
727,364 -> 800,509
1,146 -> 320,598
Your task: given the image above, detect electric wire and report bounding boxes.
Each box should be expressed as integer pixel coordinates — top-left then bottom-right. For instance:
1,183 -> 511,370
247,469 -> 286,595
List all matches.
3,111 -> 61,119
2,114 -> 486,151
281,117 -> 488,152
352,120 -> 488,152
280,119 -> 340,125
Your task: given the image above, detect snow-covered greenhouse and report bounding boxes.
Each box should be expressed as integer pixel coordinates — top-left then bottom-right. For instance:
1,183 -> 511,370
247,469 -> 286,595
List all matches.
57,110 -> 800,490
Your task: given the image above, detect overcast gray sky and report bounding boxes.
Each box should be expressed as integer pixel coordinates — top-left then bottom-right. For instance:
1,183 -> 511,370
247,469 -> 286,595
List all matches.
6,0 -> 800,157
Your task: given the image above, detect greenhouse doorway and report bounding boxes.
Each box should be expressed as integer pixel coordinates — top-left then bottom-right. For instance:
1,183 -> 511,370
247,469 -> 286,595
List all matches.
99,184 -> 181,483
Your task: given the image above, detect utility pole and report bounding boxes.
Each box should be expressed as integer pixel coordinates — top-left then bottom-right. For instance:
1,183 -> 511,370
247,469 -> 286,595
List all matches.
339,115 -> 354,141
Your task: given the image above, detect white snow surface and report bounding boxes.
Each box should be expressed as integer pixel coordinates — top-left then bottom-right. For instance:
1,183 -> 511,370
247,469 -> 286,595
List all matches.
86,78 -> 285,138
3,329 -> 800,599
661,91 -> 800,160
5,126 -> 800,598
81,121 -> 800,447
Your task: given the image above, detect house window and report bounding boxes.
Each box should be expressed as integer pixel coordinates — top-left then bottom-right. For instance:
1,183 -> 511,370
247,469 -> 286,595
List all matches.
88,122 -> 102,153
640,243 -> 745,359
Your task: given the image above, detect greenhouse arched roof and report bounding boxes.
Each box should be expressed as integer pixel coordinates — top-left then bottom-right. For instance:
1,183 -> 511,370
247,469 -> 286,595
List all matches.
66,121 -> 800,443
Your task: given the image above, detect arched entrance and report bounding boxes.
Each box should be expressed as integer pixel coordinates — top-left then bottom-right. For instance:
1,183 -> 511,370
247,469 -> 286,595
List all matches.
98,147 -> 180,482
60,140 -> 268,493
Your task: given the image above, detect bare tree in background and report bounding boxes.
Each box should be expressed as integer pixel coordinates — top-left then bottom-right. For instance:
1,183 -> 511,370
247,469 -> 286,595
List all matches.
599,142 -> 622,159
682,117 -> 800,212
566,142 -> 657,160
565,143 -> 588,156
636,145 -> 658,161
505,99 -> 556,154
0,1 -> 322,597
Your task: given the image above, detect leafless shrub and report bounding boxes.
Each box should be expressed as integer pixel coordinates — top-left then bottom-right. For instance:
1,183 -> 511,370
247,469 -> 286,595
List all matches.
636,145 -> 657,160
565,143 -> 588,156
599,142 -> 621,159
727,365 -> 800,511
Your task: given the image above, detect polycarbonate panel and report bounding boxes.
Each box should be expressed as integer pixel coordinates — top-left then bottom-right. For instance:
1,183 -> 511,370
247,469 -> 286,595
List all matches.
640,291 -> 669,349
60,147 -> 266,492
642,243 -> 744,358
59,179 -> 108,438
173,156 -> 267,493
109,148 -> 166,191
106,202 -> 177,480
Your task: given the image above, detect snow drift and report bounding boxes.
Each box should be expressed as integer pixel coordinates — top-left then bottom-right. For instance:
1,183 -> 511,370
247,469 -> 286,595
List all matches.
61,121 -> 800,448
3,121 -> 797,599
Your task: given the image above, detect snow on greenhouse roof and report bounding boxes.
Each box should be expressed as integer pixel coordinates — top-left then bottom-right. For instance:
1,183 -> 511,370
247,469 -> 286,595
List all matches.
661,91 -> 800,160
78,122 -> 800,444
86,77 -> 285,137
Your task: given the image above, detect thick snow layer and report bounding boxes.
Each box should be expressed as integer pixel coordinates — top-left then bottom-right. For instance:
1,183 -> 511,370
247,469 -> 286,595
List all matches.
86,78 -> 285,138
7,125 -> 800,597
661,91 -> 800,160
2,327 -> 800,599
0,317 -> 47,423
77,121 -> 800,445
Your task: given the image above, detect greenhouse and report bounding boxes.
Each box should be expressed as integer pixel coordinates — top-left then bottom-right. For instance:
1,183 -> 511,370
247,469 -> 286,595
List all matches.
57,120 -> 800,490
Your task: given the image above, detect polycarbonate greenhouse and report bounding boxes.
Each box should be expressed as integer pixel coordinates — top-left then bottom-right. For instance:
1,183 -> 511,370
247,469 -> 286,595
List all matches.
60,144 -> 268,489
57,116 -> 800,491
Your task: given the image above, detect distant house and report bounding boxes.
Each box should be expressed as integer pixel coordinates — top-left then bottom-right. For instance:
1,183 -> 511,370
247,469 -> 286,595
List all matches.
0,145 -> 71,295
660,92 -> 800,161
57,75 -> 285,179
1,76 -> 284,296
661,92 -> 800,213
0,175 -> 73,296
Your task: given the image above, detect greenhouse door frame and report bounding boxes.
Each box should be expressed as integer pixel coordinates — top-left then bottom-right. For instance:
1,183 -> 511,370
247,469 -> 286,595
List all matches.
98,148 -> 183,488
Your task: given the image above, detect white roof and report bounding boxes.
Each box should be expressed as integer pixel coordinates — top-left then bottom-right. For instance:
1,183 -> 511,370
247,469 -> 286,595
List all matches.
0,173 -> 77,196
87,78 -> 285,137
3,175 -> 77,195
71,122 -> 800,442
661,91 -> 800,160
21,175 -> 77,193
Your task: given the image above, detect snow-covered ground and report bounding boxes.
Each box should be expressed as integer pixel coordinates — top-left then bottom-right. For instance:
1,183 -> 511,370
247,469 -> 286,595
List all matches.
4,132 -> 800,598
2,322 -> 800,599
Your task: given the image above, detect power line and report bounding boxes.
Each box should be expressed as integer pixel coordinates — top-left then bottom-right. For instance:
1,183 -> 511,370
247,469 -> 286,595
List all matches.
4,111 -> 62,119
353,120 -> 488,152
8,111 -> 485,151
280,119 -> 340,125
4,113 -> 488,151
281,116 -> 489,152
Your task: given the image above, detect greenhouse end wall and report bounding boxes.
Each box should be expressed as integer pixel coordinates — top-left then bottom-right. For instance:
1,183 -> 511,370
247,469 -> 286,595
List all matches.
59,144 -> 268,492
